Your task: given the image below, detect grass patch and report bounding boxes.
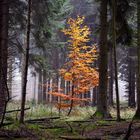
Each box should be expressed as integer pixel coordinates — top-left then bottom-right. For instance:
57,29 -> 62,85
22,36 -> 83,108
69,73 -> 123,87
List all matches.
1,101 -> 136,139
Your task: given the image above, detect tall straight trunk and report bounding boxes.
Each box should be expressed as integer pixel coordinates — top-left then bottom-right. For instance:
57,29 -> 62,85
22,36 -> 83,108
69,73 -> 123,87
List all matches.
45,79 -> 49,102
7,57 -> 13,98
108,46 -> 114,106
95,0 -> 110,118
135,0 -> 140,118
67,83 -> 74,116
43,70 -> 47,104
128,55 -> 132,107
0,0 -> 9,120
58,77 -> 61,115
92,87 -> 97,106
49,78 -> 53,103
128,51 -> 136,108
38,70 -> 43,103
42,49 -> 48,104
20,0 -> 31,123
92,59 -> 98,106
112,0 -> 121,121
64,80 -> 67,94
33,73 -> 37,103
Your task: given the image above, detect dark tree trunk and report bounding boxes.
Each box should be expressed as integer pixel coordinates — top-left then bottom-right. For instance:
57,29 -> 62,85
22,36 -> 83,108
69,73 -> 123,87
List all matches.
128,49 -> 136,108
20,0 -> 31,123
108,46 -> 114,106
7,57 -> 13,98
135,0 -> 140,118
38,70 -> 43,104
112,0 -> 121,121
67,84 -> 74,116
0,0 -> 9,120
92,87 -> 97,106
95,0 -> 111,118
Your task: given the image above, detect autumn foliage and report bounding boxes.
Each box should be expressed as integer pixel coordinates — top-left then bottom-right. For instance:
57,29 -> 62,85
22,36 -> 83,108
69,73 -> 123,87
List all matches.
49,16 -> 99,112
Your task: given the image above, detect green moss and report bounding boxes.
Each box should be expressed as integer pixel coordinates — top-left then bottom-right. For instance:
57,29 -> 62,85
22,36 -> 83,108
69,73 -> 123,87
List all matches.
92,111 -> 104,119
134,115 -> 140,120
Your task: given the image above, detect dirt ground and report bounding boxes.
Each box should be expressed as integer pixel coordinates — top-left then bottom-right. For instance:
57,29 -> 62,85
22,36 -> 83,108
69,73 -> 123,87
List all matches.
0,120 -> 140,140
84,120 -> 140,140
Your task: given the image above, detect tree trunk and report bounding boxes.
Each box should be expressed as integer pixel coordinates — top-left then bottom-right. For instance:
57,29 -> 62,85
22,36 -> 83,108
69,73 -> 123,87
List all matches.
20,0 -> 31,123
7,57 -> 13,98
92,87 -> 97,106
95,0 -> 111,118
67,84 -> 74,116
0,0 -> 9,120
108,46 -> 114,106
112,0 -> 121,121
38,70 -> 43,104
135,0 -> 140,118
43,70 -> 47,104
49,78 -> 53,103
128,49 -> 136,108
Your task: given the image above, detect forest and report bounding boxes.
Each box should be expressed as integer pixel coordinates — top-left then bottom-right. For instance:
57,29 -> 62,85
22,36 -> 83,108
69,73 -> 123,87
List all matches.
0,0 -> 139,139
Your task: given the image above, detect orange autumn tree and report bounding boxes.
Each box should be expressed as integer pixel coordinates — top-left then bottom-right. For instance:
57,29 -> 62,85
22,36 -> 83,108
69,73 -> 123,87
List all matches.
49,16 -> 99,115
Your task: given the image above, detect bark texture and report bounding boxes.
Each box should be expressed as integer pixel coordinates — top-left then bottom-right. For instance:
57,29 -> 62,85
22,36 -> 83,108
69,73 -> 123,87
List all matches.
20,0 -> 31,123
135,0 -> 140,118
95,0 -> 110,118
0,0 -> 9,118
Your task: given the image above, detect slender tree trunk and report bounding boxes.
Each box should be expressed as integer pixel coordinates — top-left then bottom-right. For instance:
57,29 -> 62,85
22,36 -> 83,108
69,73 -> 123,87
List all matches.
42,49 -> 48,104
128,56 -> 132,107
38,70 -> 43,103
43,70 -> 47,104
20,0 -> 31,123
134,0 -> 140,118
67,83 -> 74,116
112,0 -> 121,121
57,77 -> 62,115
64,80 -> 67,94
0,0 -> 9,121
128,51 -> 136,108
108,46 -> 114,106
33,73 -> 37,103
130,72 -> 136,107
92,87 -> 97,106
7,57 -> 13,98
94,0 -> 111,118
46,79 -> 49,102
49,78 -> 53,103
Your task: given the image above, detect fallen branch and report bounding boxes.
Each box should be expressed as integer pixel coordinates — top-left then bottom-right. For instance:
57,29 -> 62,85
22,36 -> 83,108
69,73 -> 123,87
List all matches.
25,116 -> 60,122
60,136 -> 100,140
5,107 -> 30,114
68,120 -> 94,123
1,122 -> 13,126
40,126 -> 64,129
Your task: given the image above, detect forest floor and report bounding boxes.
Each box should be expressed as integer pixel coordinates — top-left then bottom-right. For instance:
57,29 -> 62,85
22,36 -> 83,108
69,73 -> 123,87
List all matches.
0,102 -> 139,140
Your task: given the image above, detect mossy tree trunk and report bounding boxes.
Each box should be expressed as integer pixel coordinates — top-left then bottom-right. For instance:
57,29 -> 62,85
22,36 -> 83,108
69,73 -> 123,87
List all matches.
94,0 -> 111,118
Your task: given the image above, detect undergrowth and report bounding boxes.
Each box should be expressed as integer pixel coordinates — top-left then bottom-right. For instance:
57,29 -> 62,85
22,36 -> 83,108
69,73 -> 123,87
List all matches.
1,101 -> 136,139
5,101 -> 135,121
